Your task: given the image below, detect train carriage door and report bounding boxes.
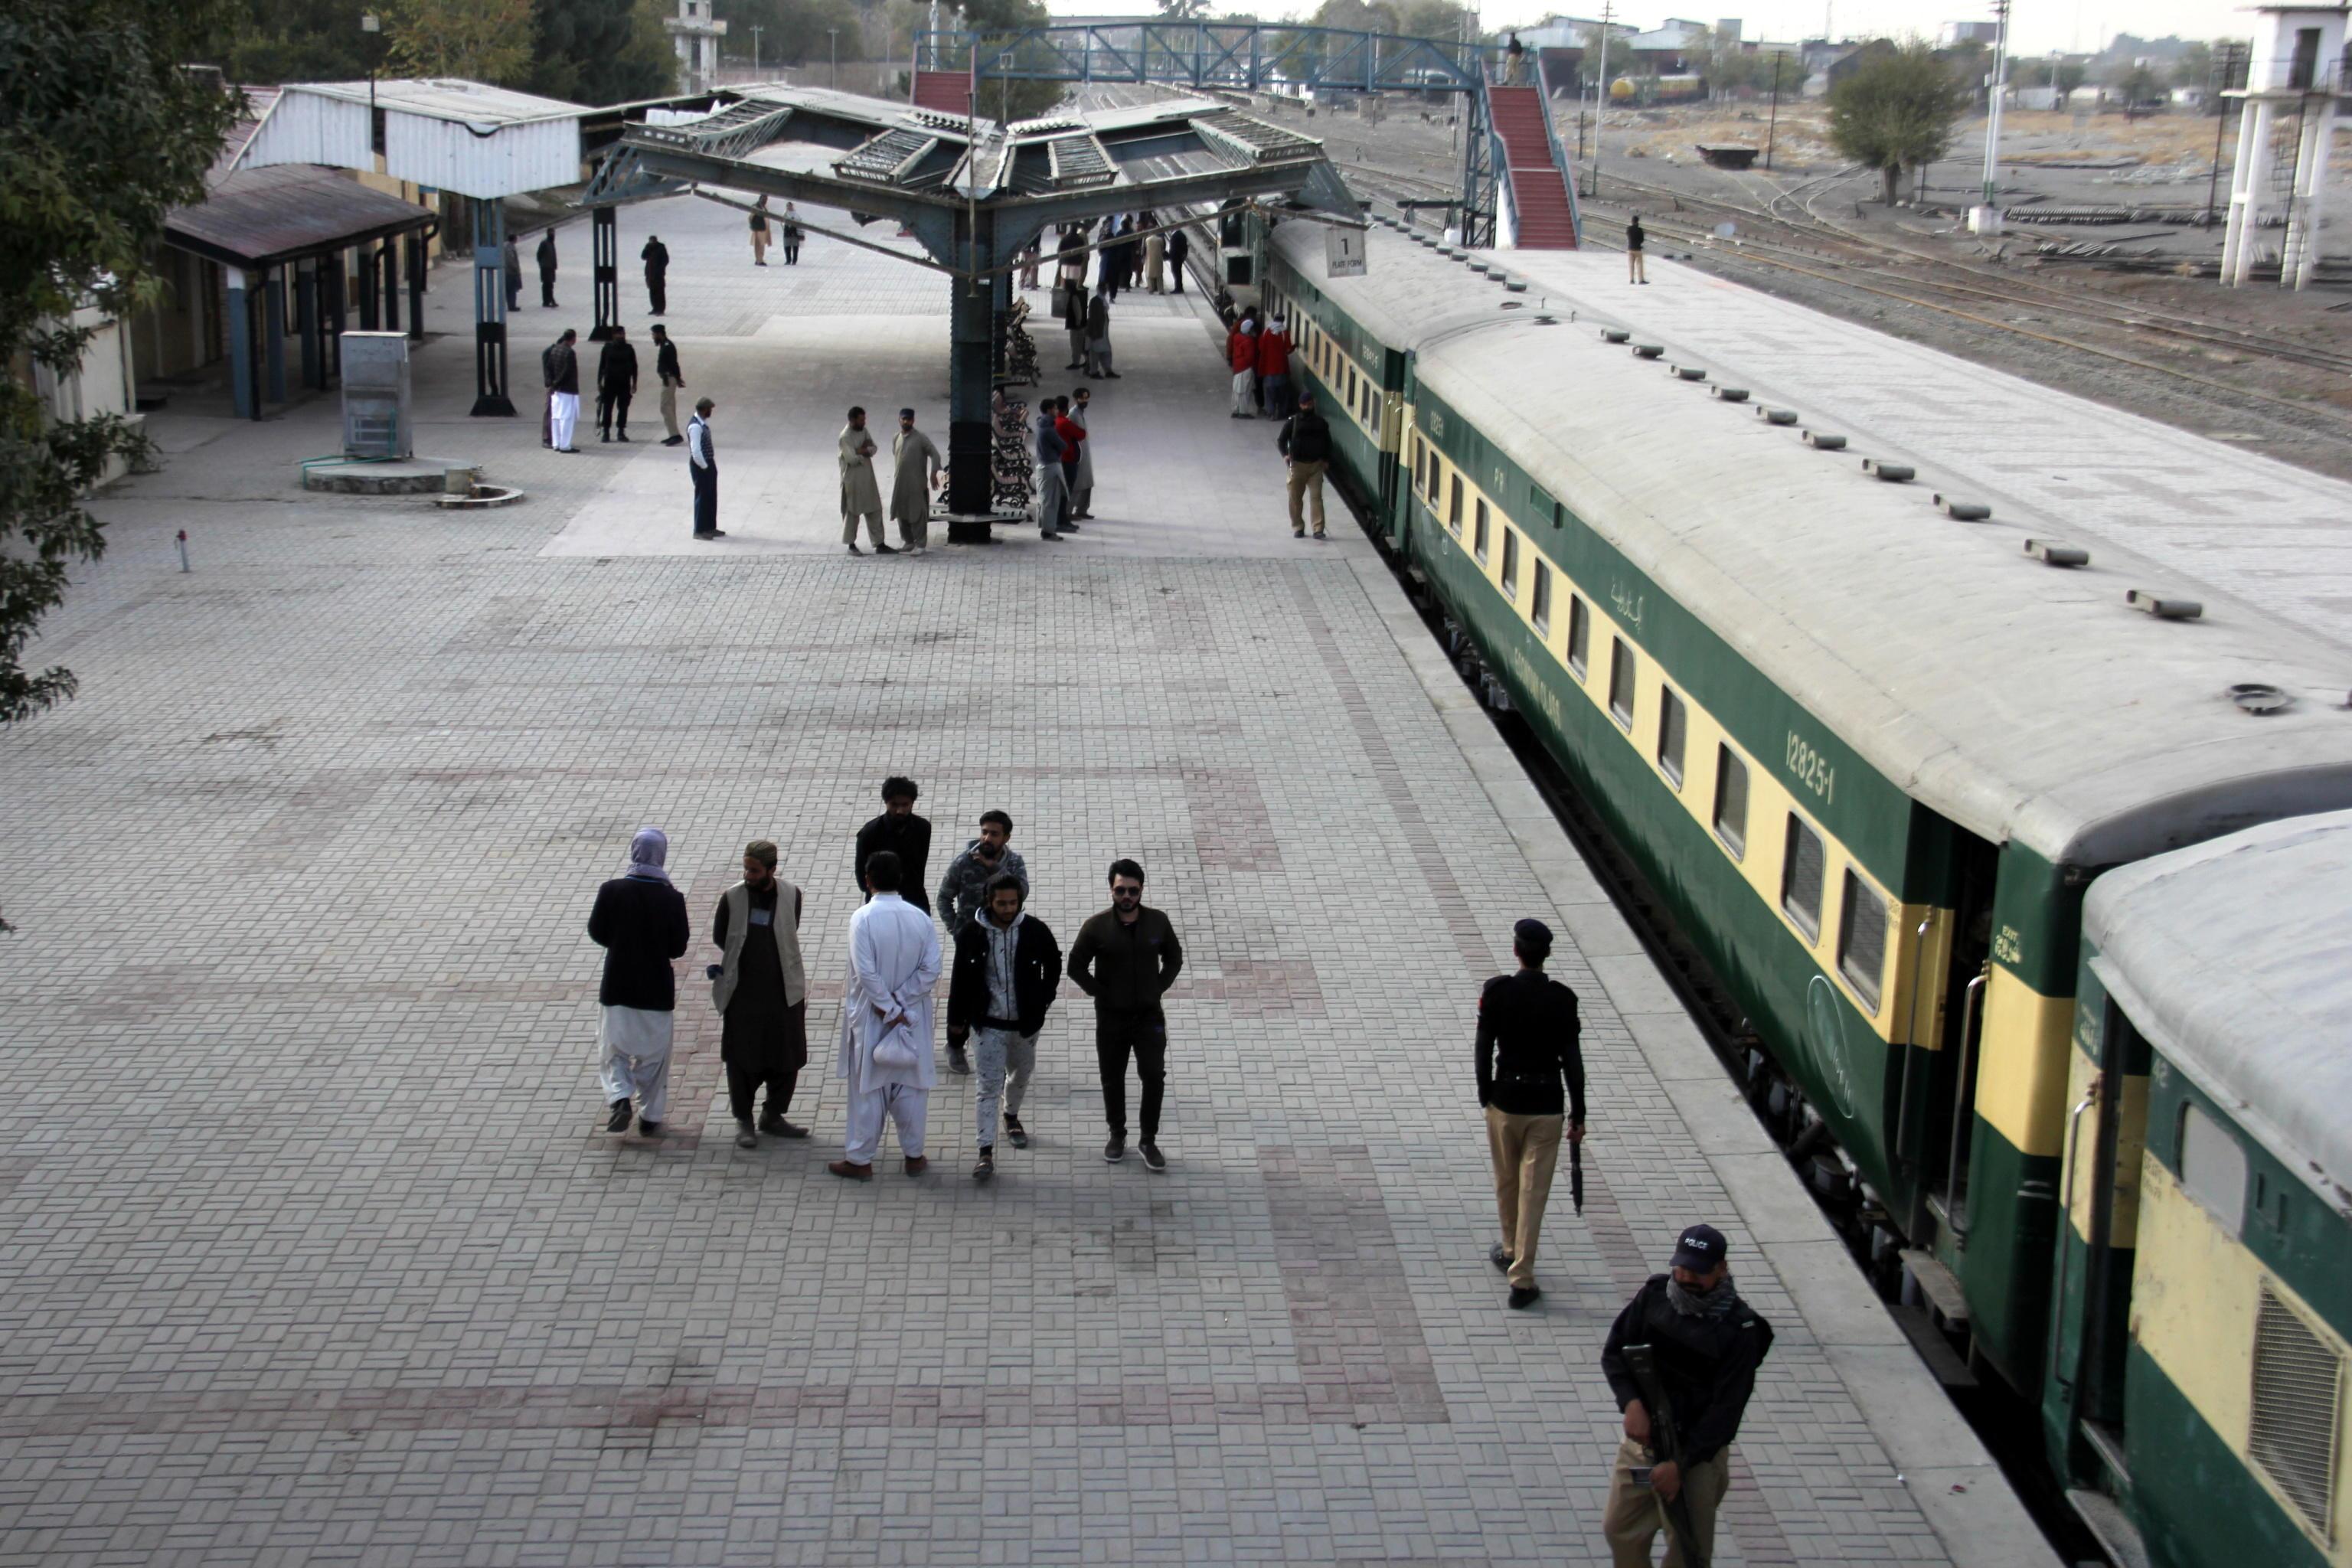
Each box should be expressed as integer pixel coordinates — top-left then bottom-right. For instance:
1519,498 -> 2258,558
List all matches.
1922,831 -> 1999,1238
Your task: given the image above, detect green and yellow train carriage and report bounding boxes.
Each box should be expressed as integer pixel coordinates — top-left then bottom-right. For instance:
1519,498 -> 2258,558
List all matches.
1259,217 -> 2352,1426
2060,812 -> 2352,1568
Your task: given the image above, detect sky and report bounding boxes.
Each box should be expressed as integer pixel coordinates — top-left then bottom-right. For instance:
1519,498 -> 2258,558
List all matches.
1039,0 -> 2253,54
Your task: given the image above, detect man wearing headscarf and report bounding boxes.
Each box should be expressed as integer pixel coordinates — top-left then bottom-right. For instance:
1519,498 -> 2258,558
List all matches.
888,408 -> 942,556
589,828 -> 692,1135
829,851 -> 941,1180
1227,318 -> 1259,418
1256,315 -> 1294,419
710,840 -> 809,1148
838,406 -> 890,555
1474,917 -> 1586,1308
1067,386 -> 1097,522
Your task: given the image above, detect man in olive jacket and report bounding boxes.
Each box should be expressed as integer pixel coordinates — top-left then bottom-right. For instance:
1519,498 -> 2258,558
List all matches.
1068,858 -> 1184,1171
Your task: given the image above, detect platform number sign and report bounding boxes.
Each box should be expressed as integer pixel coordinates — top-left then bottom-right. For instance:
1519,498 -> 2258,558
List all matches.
1326,227 -> 1367,278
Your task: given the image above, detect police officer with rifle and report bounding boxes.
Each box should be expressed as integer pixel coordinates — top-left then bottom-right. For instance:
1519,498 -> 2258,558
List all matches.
1599,1224 -> 1774,1568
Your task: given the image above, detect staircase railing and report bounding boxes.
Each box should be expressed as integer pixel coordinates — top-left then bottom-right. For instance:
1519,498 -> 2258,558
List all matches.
1480,67 -> 1519,248
1532,57 -> 1583,247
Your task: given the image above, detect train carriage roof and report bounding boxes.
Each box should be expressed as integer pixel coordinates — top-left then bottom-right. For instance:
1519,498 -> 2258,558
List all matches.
1267,220 -> 2352,867
2084,811 -> 2352,1214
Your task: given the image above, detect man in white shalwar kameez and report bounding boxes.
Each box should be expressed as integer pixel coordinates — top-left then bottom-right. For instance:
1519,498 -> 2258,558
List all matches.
828,849 -> 941,1179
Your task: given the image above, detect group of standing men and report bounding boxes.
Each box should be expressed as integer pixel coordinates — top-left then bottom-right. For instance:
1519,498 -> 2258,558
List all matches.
584,778 -> 1185,1182
1030,387 -> 1099,541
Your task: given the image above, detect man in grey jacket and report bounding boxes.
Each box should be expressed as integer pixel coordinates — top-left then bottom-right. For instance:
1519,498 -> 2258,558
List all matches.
936,810 -> 1031,1076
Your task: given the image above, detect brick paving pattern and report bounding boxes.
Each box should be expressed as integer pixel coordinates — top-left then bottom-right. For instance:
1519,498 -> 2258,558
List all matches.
0,194 -> 1955,1565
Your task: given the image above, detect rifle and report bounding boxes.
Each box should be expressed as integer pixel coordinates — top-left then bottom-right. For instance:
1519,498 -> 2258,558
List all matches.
1622,1343 -> 1710,1568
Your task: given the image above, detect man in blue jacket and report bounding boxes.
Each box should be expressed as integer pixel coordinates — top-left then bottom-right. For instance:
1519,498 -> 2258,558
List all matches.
945,876 -> 1063,1181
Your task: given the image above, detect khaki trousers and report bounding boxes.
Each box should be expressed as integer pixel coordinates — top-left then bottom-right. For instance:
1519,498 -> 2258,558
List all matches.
1286,459 -> 1328,534
659,377 -> 681,439
1601,1434 -> 1729,1568
752,227 -> 769,263
1484,1105 -> 1562,1289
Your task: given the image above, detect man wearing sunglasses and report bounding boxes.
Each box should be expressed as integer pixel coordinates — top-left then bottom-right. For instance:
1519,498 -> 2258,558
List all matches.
1068,858 -> 1184,1171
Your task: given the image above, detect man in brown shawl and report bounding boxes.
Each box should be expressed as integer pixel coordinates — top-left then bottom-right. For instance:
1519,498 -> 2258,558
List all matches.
710,840 -> 811,1148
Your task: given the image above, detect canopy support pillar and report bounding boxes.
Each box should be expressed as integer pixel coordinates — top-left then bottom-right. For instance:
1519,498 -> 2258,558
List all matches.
590,207 -> 619,341
470,200 -> 515,416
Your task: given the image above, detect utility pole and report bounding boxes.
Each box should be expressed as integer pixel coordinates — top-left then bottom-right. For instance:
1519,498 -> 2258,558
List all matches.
1765,50 -> 1782,168
1585,2 -> 1613,199
750,23 -> 763,75
1969,0 -> 2011,234
829,28 -> 840,90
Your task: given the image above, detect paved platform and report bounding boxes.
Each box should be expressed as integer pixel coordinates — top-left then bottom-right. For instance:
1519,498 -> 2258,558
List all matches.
0,193 -> 2045,1566
1498,249 -> 2352,651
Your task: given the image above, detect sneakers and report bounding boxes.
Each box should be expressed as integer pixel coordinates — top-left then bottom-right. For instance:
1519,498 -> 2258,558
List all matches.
1508,1285 -> 1543,1310
606,1099 -> 632,1132
1139,1142 -> 1167,1173
828,1159 -> 874,1181
638,1118 -> 664,1138
1103,1136 -> 1126,1164
1004,1115 -> 1029,1149
973,1147 -> 995,1183
1489,1245 -> 1514,1274
948,1046 -> 972,1076
735,1119 -> 758,1149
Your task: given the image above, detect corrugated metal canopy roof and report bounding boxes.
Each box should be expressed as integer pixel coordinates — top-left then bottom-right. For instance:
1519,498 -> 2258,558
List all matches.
165,167 -> 436,270
288,78 -> 585,126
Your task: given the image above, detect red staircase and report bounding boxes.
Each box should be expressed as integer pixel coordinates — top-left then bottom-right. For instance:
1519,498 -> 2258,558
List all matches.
1486,84 -> 1578,249
911,70 -> 973,119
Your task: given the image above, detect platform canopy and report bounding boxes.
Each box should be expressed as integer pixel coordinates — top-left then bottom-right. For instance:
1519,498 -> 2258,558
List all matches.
582,84 -> 1355,268
238,78 -> 591,198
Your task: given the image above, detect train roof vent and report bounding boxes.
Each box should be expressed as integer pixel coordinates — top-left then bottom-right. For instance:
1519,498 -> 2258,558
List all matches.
1802,430 -> 1847,450
1712,387 -> 1749,402
2024,539 -> 2090,567
2250,1282 -> 2343,1541
1757,407 -> 1798,426
2229,682 -> 2293,714
1601,328 -> 1630,343
2127,589 -> 2203,621
1862,459 -> 1916,483
1631,343 -> 1664,359
1935,495 -> 1993,521
1504,279 -> 1528,292
1671,365 -> 1707,382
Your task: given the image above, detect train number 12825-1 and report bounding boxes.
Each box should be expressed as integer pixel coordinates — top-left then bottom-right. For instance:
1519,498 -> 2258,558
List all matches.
1785,731 -> 1836,804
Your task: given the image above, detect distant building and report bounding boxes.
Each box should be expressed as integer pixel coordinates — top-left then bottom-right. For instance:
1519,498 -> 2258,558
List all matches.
1941,21 -> 2002,46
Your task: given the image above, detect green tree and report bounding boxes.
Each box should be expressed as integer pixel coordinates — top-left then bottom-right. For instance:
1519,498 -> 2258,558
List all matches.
2055,60 -> 2086,102
1155,0 -> 1211,18
1827,39 -> 1972,204
2111,59 -> 2162,118
1694,27 -> 1755,96
2,0 -> 240,723
1579,21 -> 1632,90
381,0 -> 535,83
532,0 -> 671,104
2171,39 -> 2210,87
227,0 -> 378,84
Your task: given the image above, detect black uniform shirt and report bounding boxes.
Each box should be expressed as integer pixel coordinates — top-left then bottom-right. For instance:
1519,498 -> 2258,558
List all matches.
1474,967 -> 1586,1119
1599,1275 -> 1773,1466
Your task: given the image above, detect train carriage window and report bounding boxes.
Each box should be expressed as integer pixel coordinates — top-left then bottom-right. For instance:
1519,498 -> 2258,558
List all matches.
1500,529 -> 1518,598
1782,816 -> 1825,940
1474,501 -> 1491,562
2178,1102 -> 2248,1237
1567,596 -> 1589,678
1531,560 -> 1552,634
1712,746 -> 1748,858
1607,639 -> 1635,729
1838,870 -> 1887,1012
1657,688 -> 1686,788
1448,475 -> 1464,534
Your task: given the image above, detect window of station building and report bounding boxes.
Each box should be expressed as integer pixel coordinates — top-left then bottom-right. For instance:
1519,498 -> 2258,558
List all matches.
2178,1102 -> 2248,1237
1448,475 -> 1464,534
1837,869 -> 1887,1012
1782,815 -> 1824,940
1657,687 -> 1686,788
1712,746 -> 1748,858
1474,500 -> 1490,563
1500,528 -> 1519,598
1567,595 -> 1589,678
1531,560 -> 1552,634
1607,638 -> 1635,728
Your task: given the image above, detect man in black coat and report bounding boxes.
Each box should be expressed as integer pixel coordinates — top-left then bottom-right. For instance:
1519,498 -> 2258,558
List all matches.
1475,917 -> 1586,1308
587,827 -> 691,1135
946,875 -> 1063,1180
1599,1224 -> 1774,1566
596,325 -> 639,443
1277,388 -> 1333,539
543,328 -> 581,453
1165,225 -> 1189,294
652,324 -> 685,446
536,229 -> 558,307
640,234 -> 669,315
853,775 -> 933,916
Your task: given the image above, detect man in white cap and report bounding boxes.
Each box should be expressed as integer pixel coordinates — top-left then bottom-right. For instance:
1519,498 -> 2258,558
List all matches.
829,850 -> 941,1179
588,828 -> 691,1135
